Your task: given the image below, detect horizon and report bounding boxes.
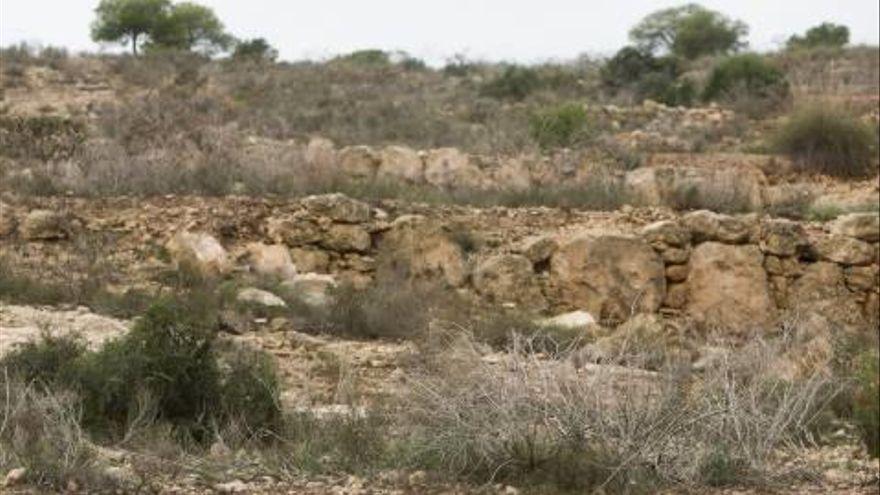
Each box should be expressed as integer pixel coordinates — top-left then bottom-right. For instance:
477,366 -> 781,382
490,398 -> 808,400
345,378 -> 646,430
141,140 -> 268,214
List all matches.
1,0 -> 879,65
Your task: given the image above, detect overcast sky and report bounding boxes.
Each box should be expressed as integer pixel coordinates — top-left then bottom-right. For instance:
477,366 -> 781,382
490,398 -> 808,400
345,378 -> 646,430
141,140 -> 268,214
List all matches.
2,0 -> 878,64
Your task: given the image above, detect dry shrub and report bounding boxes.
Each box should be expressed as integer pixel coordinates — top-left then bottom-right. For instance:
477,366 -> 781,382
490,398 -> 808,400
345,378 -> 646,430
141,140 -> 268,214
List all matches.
401,328 -> 839,491
0,377 -> 103,489
774,104 -> 877,178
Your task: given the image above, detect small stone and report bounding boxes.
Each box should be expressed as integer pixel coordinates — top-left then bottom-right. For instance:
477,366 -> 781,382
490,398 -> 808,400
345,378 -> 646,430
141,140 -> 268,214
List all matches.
4,467 -> 26,487
237,288 -> 287,307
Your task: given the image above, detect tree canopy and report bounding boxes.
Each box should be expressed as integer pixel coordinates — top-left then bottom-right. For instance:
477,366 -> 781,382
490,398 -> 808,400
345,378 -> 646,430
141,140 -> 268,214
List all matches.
787,23 -> 850,50
91,0 -> 230,55
629,3 -> 748,59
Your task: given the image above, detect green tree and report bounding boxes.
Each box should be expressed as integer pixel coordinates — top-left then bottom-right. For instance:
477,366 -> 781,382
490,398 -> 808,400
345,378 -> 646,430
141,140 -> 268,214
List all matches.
151,2 -> 232,53
91,0 -> 171,55
787,22 -> 850,50
629,3 -> 747,59
232,38 -> 278,62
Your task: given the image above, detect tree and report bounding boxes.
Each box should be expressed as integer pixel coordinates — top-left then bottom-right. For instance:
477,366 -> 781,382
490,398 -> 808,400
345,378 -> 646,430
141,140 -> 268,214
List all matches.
629,3 -> 747,59
232,38 -> 278,62
91,0 -> 171,55
787,23 -> 850,50
150,2 -> 232,53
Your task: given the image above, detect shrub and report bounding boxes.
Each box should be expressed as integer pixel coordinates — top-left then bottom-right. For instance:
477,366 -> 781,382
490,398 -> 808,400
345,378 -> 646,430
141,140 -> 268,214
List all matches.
774,105 -> 876,177
528,103 -> 592,149
0,332 -> 85,386
232,37 -> 278,62
0,115 -> 87,161
601,47 -> 693,106
630,4 -> 748,59
332,49 -> 391,67
787,23 -> 850,50
480,66 -> 541,101
219,348 -> 283,433
852,349 -> 879,457
326,279 -> 436,340
702,54 -> 790,115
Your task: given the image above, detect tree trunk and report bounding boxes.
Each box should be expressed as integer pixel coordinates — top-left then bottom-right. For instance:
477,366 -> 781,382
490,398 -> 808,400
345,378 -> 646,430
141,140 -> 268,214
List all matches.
132,33 -> 138,56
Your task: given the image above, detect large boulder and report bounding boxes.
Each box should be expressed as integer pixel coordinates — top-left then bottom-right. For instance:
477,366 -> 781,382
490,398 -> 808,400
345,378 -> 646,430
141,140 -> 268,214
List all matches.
687,242 -> 775,328
20,209 -> 70,241
473,254 -> 546,310
377,146 -> 424,183
830,212 -> 880,242
377,215 -> 468,287
244,242 -> 297,280
301,193 -> 370,223
424,148 -> 486,189
338,145 -> 379,180
549,235 -> 666,321
165,231 -> 231,276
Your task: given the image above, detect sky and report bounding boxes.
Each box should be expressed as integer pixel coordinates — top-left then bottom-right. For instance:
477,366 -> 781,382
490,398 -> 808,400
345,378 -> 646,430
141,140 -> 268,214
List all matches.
1,0 -> 878,64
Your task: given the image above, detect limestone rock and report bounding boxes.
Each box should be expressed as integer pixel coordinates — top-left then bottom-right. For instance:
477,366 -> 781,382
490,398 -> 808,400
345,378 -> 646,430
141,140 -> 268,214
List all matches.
790,262 -> 863,325
624,166 -> 764,210
322,224 -> 371,252
550,235 -> 666,321
682,210 -> 750,244
473,254 -> 546,310
338,145 -> 379,179
759,219 -> 808,257
301,193 -> 370,223
245,242 -> 297,280
830,212 -> 880,242
0,202 -> 16,238
165,231 -> 231,276
812,235 -> 875,266
518,235 -> 557,264
305,137 -> 336,169
289,247 -> 331,273
281,273 -> 338,307
845,265 -> 879,291
266,217 -> 322,246
378,215 -> 467,287
537,310 -> 597,330
377,145 -> 424,183
424,148 -> 486,189
20,209 -> 70,240
237,288 -> 286,307
641,220 -> 690,248
687,242 -> 775,328
665,264 -> 689,282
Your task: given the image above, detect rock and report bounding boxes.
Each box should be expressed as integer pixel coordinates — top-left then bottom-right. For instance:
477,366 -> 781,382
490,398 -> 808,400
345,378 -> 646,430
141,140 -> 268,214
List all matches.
305,137 -> 336,169
812,235 -> 875,266
20,209 -> 70,240
845,265 -> 879,291
301,193 -> 371,223
3,467 -> 26,487
518,235 -> 558,264
763,255 -> 802,277
641,220 -> 690,248
424,148 -> 486,189
537,310 -> 597,329
322,224 -> 371,252
266,217 -> 322,246
289,247 -> 331,273
661,247 -> 690,264
377,145 -> 424,183
830,212 -> 880,242
759,219 -> 808,257
687,242 -> 775,328
338,145 -> 379,179
237,288 -> 287,307
281,273 -> 338,307
490,158 -> 532,191
165,231 -> 231,276
378,215 -> 468,287
473,254 -> 546,310
550,235 -> 666,321
663,283 -> 688,309
624,166 -> 764,210
245,242 -> 297,280
665,264 -> 689,282
790,262 -> 864,324
215,480 -> 250,493
682,210 -> 750,244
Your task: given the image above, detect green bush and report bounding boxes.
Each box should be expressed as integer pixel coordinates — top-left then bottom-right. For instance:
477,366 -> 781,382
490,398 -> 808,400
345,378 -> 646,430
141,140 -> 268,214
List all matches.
702,54 -> 789,114
787,23 -> 849,50
528,104 -> 592,149
219,348 -> 282,432
774,105 -> 876,177
0,333 -> 85,386
852,349 -> 879,457
480,66 -> 541,101
332,49 -> 391,67
601,46 -> 693,106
